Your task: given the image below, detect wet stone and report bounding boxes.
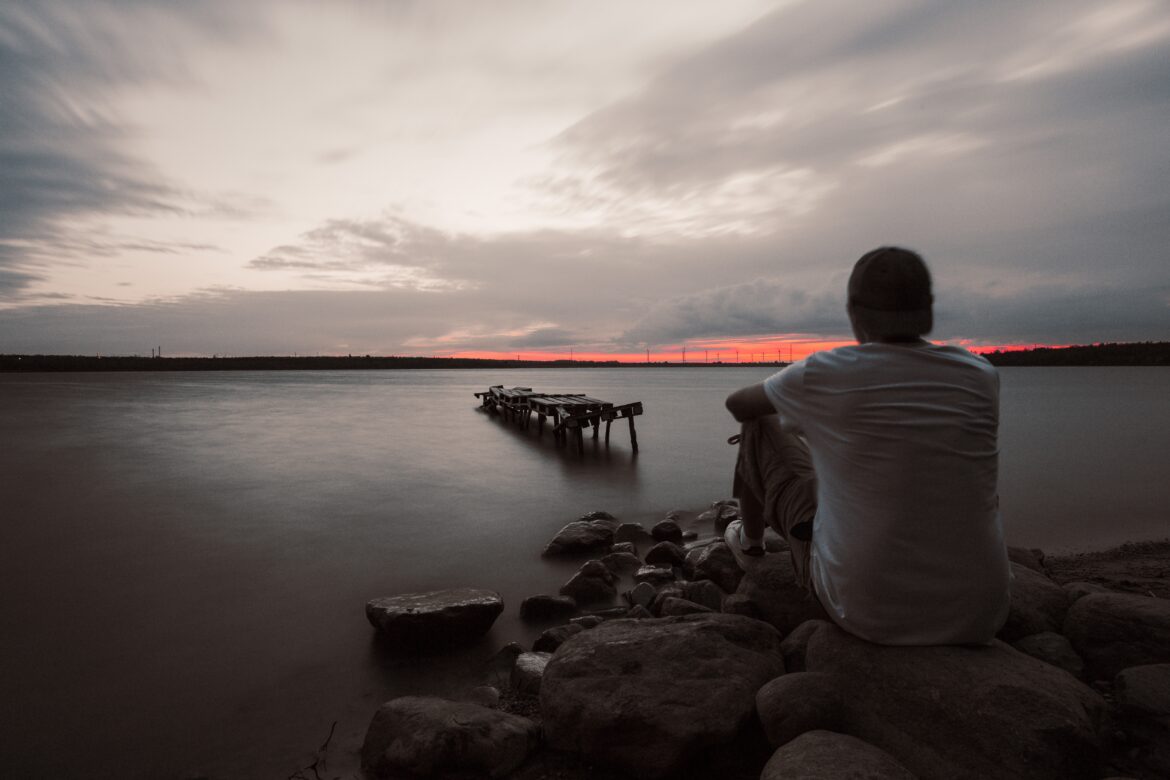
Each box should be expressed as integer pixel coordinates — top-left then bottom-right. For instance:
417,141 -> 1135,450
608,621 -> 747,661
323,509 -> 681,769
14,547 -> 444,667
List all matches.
366,588 -> 504,649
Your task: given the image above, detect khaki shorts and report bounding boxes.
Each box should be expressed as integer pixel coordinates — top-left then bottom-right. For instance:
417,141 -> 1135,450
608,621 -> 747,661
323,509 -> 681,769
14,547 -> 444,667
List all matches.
732,416 -> 818,590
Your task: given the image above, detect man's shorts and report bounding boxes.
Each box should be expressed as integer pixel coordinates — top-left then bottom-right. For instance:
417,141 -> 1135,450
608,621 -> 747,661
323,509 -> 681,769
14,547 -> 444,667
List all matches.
732,416 -> 818,589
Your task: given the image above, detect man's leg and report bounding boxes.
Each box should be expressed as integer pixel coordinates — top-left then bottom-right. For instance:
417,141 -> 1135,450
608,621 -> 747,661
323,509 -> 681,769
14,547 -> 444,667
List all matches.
731,416 -> 818,589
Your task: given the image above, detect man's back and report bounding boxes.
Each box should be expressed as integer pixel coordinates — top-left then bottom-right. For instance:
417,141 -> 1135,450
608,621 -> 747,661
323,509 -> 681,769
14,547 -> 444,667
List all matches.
763,342 -> 1011,645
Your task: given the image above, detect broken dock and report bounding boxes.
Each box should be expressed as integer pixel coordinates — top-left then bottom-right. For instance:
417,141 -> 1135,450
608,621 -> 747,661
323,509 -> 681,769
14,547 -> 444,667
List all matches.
474,385 -> 643,455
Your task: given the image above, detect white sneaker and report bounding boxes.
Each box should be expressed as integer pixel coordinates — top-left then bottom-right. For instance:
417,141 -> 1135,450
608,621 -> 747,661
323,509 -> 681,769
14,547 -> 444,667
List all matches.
723,519 -> 766,571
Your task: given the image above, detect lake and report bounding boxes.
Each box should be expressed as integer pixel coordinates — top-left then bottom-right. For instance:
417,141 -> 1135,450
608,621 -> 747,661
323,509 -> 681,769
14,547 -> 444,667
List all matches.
0,366 -> 1166,778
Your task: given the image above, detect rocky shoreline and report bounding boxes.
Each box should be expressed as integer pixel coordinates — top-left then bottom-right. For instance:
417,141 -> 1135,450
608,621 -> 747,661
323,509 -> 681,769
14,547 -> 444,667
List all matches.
359,506 -> 1170,779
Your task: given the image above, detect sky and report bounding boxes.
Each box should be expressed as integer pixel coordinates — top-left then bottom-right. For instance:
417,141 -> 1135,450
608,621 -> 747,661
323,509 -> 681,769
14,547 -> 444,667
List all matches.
0,0 -> 1167,360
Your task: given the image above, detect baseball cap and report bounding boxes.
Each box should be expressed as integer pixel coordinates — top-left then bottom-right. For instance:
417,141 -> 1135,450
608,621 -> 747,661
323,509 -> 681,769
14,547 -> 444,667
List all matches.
847,246 -> 933,337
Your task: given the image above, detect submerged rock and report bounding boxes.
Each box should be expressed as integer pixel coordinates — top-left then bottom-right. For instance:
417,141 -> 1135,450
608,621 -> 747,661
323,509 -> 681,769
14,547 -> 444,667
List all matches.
559,560 -> 618,605
361,696 -> 539,778
540,613 -> 784,778
519,593 -> 577,621
1063,592 -> 1170,679
365,588 -> 503,648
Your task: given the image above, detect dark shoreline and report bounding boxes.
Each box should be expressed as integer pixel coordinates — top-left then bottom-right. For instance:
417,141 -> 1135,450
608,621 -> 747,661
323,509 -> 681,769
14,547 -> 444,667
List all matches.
2,341 -> 1168,372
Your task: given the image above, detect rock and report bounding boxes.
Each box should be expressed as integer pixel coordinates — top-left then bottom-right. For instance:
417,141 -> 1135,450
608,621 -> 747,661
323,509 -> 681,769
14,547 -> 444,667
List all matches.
649,583 -> 686,615
626,604 -> 654,619
543,520 -> 615,556
781,620 -> 1105,780
682,579 -> 726,612
533,623 -> 584,652
519,593 -> 577,621
1012,631 -> 1085,678
559,560 -> 618,605
1064,592 -> 1170,679
583,606 -> 629,620
634,565 -> 675,585
570,614 -> 604,629
1008,545 -> 1047,573
756,672 -> 846,748
600,551 -> 642,574
485,642 -> 524,683
999,562 -> 1069,642
735,554 -> 825,635
651,519 -> 683,543
361,696 -> 540,778
540,614 -> 785,778
700,503 -> 741,535
627,581 -> 657,610
512,651 -> 552,695
691,541 -> 745,593
614,522 -> 651,543
1064,580 -> 1109,603
645,541 -> 687,567
1114,664 -> 1170,716
658,596 -> 713,616
611,541 -> 638,555
580,510 -> 616,523
722,593 -> 760,618
681,530 -> 698,541
664,509 -> 682,521
366,588 -> 504,648
761,730 -> 916,780
467,685 -> 501,708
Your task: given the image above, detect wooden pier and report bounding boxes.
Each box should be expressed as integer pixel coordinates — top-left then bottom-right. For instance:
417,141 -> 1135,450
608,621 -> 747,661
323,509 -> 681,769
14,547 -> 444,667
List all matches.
474,385 -> 643,455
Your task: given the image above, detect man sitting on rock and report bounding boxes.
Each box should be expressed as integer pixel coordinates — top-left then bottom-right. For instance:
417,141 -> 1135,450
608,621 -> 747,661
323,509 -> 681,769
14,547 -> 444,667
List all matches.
724,247 -> 1011,645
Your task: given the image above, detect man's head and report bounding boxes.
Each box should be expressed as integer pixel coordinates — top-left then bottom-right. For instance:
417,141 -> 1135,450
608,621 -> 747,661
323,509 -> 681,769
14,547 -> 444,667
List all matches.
847,246 -> 933,343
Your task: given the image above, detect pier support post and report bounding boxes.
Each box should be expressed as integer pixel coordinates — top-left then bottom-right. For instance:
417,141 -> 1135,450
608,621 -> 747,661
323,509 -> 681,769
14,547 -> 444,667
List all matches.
605,419 -> 612,444
628,416 -> 639,452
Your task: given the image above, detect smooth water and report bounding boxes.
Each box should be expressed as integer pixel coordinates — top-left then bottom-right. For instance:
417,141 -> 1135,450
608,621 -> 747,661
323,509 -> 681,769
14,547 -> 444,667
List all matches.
0,367 -> 1166,778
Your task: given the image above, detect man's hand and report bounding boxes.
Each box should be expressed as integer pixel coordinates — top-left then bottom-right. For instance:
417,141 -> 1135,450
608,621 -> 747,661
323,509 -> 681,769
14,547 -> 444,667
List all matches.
725,382 -> 775,422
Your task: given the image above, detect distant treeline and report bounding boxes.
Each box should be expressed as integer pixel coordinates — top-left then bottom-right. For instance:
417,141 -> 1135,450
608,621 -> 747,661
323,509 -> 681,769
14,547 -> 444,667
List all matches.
981,341 -> 1170,367
0,355 -> 625,372
2,341 -> 1167,371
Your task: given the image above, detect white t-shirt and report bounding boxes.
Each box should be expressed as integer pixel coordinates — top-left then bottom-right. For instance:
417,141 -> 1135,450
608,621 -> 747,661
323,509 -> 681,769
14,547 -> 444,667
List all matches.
762,342 -> 1011,645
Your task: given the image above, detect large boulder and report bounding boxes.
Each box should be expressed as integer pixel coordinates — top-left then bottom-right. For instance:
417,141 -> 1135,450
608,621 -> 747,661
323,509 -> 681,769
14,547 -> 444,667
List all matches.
543,519 -> 615,556
366,588 -> 503,648
783,620 -> 1105,780
1114,663 -> 1170,717
998,563 -> 1069,642
540,613 -> 784,778
756,672 -> 846,748
1012,631 -> 1085,678
735,554 -> 827,635
690,541 -> 745,593
361,696 -> 540,778
761,730 -> 917,780
1063,592 -> 1170,679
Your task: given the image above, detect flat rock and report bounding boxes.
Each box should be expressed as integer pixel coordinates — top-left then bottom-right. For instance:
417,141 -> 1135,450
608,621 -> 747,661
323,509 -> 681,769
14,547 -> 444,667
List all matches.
533,623 -> 584,652
1063,592 -> 1170,679
651,519 -> 683,543
512,651 -> 552,695
645,541 -> 687,567
633,565 -> 675,585
756,672 -> 846,748
1012,631 -> 1085,678
999,562 -> 1069,642
361,696 -> 540,778
519,593 -> 577,621
762,730 -> 916,780
540,613 -> 785,778
1114,663 -> 1170,716
735,554 -> 826,634
782,620 -> 1105,780
366,588 -> 503,648
543,520 -> 615,556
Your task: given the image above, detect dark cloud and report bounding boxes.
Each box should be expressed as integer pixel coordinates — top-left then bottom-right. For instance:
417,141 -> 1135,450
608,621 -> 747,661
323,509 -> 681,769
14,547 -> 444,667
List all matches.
0,2 -> 261,299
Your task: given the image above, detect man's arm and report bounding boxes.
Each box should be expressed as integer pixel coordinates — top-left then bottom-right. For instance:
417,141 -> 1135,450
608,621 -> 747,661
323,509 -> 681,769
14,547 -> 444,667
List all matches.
725,382 -> 775,422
